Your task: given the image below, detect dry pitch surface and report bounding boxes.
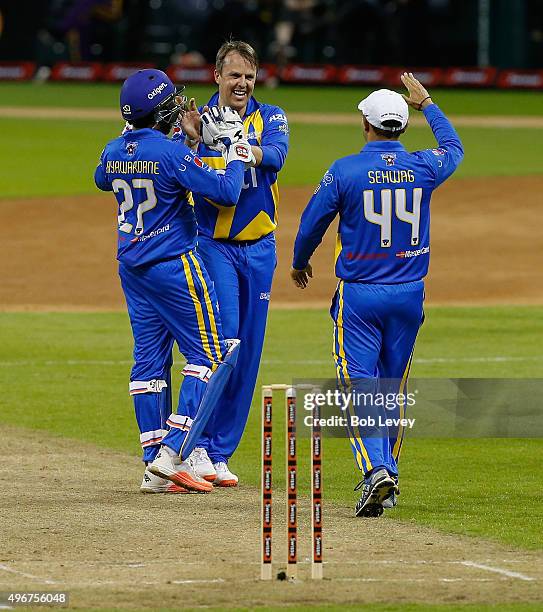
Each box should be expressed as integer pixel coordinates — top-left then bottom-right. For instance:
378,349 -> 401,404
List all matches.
1,426 -> 542,609
1,177 -> 543,310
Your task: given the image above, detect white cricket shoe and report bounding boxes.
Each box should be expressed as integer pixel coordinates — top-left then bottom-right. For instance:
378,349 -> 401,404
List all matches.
213,461 -> 238,487
189,447 -> 217,483
140,467 -> 188,494
148,446 -> 213,493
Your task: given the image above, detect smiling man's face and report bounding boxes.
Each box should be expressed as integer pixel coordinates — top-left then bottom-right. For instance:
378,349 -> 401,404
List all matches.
215,51 -> 256,117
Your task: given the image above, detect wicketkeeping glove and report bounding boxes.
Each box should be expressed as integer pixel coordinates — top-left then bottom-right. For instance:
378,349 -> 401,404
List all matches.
200,106 -> 255,167
201,106 -> 244,149
223,139 -> 256,166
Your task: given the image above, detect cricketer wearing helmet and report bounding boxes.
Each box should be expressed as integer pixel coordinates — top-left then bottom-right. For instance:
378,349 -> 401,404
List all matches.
94,69 -> 254,494
291,73 -> 463,516
173,40 -> 289,486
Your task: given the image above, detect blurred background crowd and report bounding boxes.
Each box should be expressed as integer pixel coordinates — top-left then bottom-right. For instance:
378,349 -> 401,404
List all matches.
0,0 -> 542,69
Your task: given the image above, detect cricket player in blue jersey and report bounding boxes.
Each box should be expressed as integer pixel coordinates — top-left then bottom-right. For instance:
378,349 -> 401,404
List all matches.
174,41 -> 289,486
94,69 -> 255,494
291,73 -> 463,516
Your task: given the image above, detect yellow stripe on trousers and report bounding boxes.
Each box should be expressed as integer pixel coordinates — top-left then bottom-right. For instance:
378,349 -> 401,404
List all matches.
392,347 -> 415,460
332,327 -> 362,469
333,282 -> 362,468
180,253 -> 215,365
188,251 -> 223,363
334,281 -> 373,472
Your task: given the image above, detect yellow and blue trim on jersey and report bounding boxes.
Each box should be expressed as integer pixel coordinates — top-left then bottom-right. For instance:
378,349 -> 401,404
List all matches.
193,94 -> 288,241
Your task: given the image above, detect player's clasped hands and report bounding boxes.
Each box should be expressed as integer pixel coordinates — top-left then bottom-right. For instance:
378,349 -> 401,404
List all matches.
201,106 -> 256,166
201,106 -> 244,149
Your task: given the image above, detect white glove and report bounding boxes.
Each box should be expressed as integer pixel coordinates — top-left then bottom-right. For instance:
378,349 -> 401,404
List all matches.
200,106 -> 255,167
200,106 -> 245,150
224,139 -> 256,167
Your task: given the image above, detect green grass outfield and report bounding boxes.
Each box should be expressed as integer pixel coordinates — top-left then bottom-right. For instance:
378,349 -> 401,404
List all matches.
2,82 -> 543,114
1,307 -> 542,550
2,118 -> 542,198
1,83 -> 543,198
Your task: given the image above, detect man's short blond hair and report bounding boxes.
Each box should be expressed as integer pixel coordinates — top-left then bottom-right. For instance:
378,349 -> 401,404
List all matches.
216,40 -> 259,74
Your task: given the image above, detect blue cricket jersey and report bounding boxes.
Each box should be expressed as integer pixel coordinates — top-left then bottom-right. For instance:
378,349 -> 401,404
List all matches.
174,93 -> 289,241
94,128 -> 244,267
293,104 -> 464,283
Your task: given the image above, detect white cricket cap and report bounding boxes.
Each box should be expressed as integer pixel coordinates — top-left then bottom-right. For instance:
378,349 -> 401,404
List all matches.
358,89 -> 409,132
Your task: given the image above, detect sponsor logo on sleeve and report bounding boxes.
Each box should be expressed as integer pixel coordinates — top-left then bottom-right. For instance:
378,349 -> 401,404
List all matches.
278,123 -> 290,135
191,155 -> 211,171
269,113 -> 289,135
269,113 -> 287,123
314,170 -> 333,194
431,148 -> 447,156
322,171 -> 334,186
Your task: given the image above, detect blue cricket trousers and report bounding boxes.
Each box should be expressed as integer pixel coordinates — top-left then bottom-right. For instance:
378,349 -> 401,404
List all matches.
331,279 -> 424,477
196,233 -> 276,463
119,251 -> 227,461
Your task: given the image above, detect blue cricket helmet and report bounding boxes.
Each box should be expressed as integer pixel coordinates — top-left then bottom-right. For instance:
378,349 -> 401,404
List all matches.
120,69 -> 183,122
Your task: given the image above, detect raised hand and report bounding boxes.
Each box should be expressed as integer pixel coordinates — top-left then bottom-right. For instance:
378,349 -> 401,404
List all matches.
180,97 -> 201,143
401,72 -> 433,111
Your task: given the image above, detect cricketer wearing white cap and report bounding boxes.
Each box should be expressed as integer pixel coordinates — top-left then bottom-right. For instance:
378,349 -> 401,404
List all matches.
358,88 -> 409,133
291,73 -> 464,517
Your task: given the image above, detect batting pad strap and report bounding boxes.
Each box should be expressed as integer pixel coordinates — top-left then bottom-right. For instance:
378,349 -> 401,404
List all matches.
182,364 -> 212,382
166,414 -> 193,432
140,429 -> 168,448
129,379 -> 168,395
